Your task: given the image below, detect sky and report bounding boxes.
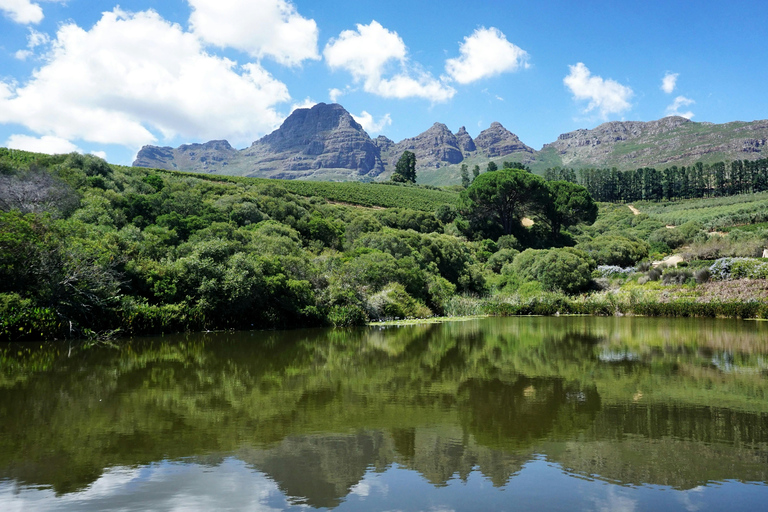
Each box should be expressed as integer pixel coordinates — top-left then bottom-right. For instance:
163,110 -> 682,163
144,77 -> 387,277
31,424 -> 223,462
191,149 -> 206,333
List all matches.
0,0 -> 767,166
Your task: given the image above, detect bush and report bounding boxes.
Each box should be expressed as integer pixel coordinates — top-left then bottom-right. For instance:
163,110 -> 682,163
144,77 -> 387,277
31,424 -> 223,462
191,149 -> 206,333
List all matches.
709,257 -> 768,280
646,267 -> 663,282
327,304 -> 368,327
509,247 -> 595,294
694,268 -> 710,284
595,265 -> 635,278
576,235 -> 649,266
662,268 -> 693,285
486,248 -> 519,273
366,283 -> 433,320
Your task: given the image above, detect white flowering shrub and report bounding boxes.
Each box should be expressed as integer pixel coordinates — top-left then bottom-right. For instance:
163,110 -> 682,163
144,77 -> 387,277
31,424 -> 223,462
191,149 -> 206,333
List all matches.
709,257 -> 768,280
595,265 -> 635,278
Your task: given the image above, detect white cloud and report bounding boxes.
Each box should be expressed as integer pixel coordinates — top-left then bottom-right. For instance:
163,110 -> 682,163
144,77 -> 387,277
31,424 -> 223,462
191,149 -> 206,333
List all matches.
6,134 -> 80,154
324,21 -> 455,102
0,0 -> 43,24
662,72 -> 678,94
188,0 -> 319,66
14,28 -> 50,60
290,97 -> 317,113
329,88 -> 345,102
352,111 -> 392,134
564,62 -> 633,118
0,9 -> 291,150
445,27 -> 528,84
666,95 -> 695,119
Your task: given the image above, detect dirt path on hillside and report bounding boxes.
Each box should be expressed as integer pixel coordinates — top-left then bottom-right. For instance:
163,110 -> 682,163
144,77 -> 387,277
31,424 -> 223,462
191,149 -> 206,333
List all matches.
627,205 -> 641,215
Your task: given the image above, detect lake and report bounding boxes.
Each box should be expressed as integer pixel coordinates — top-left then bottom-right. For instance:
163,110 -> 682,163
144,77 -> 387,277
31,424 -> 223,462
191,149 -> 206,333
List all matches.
2,316 -> 768,511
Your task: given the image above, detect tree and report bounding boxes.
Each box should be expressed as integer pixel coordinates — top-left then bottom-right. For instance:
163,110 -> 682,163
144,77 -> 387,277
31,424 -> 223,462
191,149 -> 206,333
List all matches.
461,168 -> 550,238
391,151 -> 417,183
545,181 -> 598,238
460,164 -> 470,188
472,165 -> 480,179
503,161 -> 531,172
486,161 -> 498,172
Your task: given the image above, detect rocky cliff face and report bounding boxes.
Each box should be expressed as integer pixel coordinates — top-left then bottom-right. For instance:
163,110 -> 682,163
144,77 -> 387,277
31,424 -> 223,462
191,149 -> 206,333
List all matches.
474,122 -> 534,158
133,140 -> 238,171
386,123 -> 464,169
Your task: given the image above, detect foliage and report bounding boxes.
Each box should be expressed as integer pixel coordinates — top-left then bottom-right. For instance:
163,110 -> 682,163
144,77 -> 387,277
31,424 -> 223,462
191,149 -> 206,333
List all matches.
507,247 -> 595,294
2,147 -> 767,339
545,180 -> 598,237
460,168 -> 551,239
573,158 -> 768,203
709,257 -> 768,281
576,235 -> 649,267
391,150 -> 417,183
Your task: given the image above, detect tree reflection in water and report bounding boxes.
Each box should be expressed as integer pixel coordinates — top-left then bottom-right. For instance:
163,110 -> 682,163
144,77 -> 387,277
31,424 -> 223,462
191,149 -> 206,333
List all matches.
1,316 -> 767,509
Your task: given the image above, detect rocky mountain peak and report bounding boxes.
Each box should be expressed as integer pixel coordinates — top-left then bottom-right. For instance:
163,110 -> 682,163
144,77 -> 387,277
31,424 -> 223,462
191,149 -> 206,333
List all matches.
256,103 -> 364,151
455,126 -> 476,153
474,122 -> 533,157
388,122 -> 463,169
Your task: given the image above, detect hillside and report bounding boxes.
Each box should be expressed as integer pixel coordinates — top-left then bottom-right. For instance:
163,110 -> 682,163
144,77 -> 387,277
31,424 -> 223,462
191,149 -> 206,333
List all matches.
3,150 -> 768,342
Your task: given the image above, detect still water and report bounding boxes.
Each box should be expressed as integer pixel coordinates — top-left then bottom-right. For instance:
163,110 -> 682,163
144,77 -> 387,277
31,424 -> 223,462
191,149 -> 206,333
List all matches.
2,316 -> 768,511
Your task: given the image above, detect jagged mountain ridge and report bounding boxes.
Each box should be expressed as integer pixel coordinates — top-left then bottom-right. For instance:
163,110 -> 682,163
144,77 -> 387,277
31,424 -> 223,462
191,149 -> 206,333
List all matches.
133,103 -> 768,184
133,103 -> 533,181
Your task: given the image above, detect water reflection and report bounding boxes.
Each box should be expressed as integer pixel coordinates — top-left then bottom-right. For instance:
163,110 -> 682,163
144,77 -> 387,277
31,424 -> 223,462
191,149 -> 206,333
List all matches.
1,317 -> 768,510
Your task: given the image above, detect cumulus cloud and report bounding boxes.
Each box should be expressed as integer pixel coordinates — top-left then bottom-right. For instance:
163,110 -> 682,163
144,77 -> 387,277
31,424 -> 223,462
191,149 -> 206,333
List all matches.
564,62 -> 633,118
188,0 -> 319,66
324,21 -> 455,102
661,72 -> 678,94
352,111 -> 392,134
0,0 -> 43,24
445,27 -> 529,84
666,95 -> 695,119
14,28 -> 50,60
0,9 -> 291,150
5,134 -> 80,154
329,87 -> 345,102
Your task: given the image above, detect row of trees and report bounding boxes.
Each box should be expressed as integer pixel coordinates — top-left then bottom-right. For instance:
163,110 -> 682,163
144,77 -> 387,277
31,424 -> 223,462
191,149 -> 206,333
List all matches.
547,158 -> 768,203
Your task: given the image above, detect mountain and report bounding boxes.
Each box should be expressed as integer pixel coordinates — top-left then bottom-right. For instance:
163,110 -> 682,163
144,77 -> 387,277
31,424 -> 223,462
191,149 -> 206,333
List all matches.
536,116 -> 768,171
134,103 -> 768,185
133,103 -> 531,181
134,103 -> 386,181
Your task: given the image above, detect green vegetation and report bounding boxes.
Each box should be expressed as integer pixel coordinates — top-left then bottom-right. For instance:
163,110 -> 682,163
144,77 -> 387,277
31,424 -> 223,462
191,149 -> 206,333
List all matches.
391,150 -> 417,183
562,158 -> 768,203
1,149 -> 767,342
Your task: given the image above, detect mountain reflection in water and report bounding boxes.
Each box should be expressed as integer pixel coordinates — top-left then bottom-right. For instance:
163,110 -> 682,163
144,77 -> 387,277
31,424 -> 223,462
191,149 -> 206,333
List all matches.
1,316 -> 767,511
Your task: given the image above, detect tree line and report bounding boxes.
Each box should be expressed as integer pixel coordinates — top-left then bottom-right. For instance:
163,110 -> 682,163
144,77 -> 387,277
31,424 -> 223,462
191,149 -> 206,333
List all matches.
545,158 -> 768,202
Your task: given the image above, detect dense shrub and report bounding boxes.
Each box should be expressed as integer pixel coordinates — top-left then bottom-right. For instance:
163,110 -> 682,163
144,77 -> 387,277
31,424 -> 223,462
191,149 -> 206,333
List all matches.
508,247 -> 595,294
576,235 -> 649,266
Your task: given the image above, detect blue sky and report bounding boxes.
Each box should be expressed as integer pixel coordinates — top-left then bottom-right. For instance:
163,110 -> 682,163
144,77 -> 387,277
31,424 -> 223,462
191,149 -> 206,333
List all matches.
0,0 -> 766,165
